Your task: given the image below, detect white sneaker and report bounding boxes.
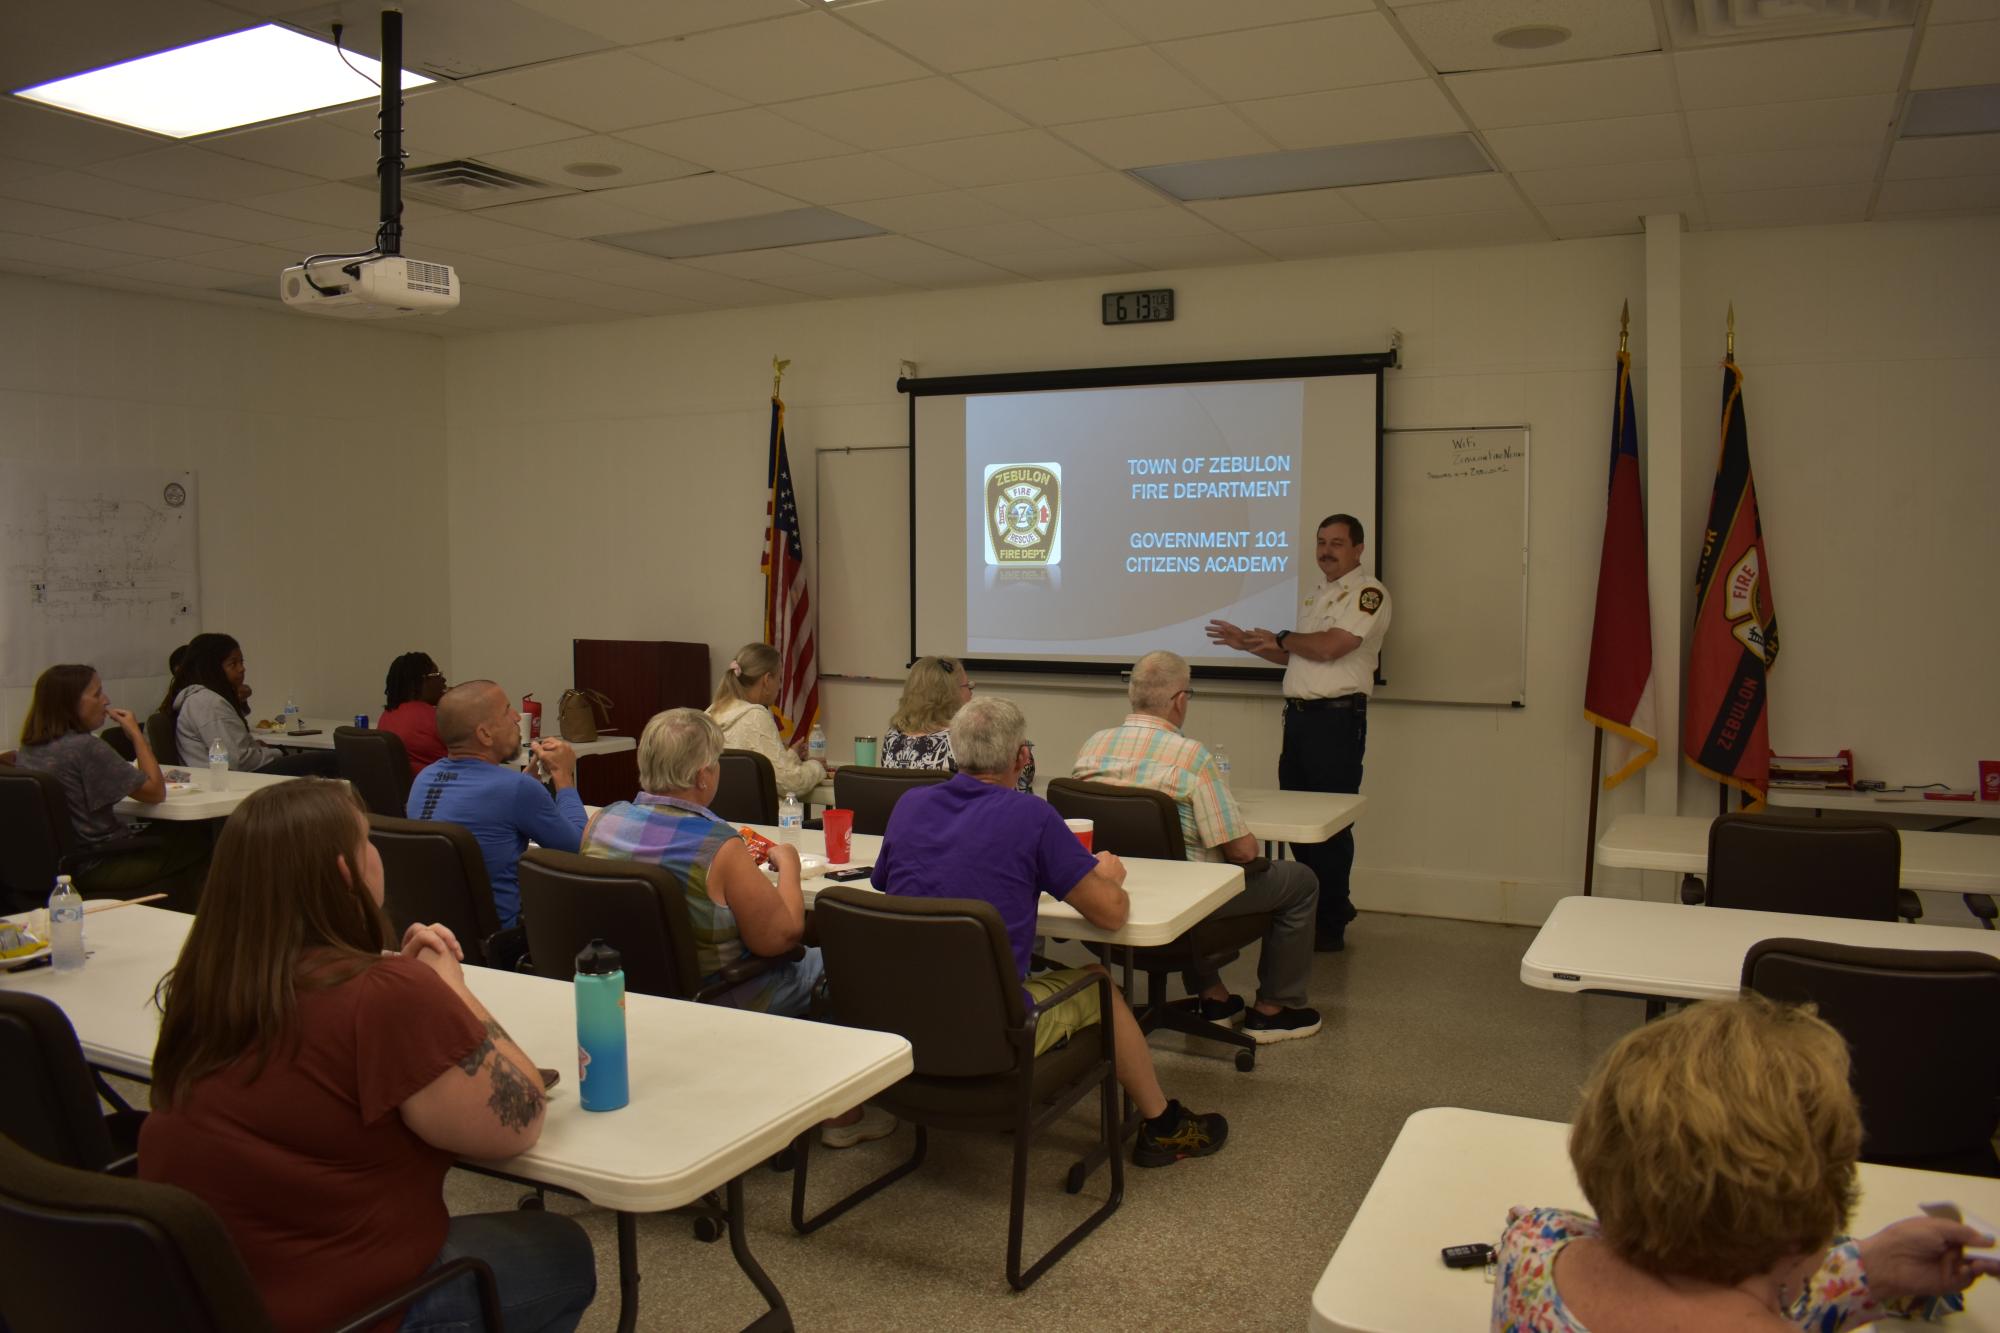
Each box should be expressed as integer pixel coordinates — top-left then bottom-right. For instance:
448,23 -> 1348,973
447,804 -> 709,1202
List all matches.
821,1104 -> 897,1149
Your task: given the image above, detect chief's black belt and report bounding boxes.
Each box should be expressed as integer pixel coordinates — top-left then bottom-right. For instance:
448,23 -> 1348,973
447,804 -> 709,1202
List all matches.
1285,695 -> 1365,712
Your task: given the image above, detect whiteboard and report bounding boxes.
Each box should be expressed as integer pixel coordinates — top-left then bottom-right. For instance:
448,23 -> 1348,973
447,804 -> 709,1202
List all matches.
0,464 -> 200,686
1374,427 -> 1528,706
814,446 -> 909,680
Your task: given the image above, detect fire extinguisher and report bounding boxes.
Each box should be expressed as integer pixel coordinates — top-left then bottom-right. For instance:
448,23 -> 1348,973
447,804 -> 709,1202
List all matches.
521,693 -> 542,740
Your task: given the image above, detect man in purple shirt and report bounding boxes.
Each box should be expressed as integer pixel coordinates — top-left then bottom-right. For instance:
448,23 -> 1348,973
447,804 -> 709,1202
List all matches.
873,696 -> 1227,1168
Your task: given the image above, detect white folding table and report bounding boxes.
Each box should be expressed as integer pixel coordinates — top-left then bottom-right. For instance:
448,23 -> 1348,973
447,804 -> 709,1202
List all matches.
112,767 -> 298,821
1597,813 -> 2000,894
257,719 -> 637,761
1310,1106 -> 2000,1333
0,905 -> 912,1333
1520,895 -> 2000,1004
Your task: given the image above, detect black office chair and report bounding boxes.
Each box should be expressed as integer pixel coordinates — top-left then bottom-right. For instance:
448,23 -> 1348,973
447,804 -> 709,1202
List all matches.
833,764 -> 949,836
0,762 -> 170,914
1742,938 -> 2000,1175
0,1132 -> 500,1333
1684,812 -> 1924,923
366,815 -> 503,967
334,726 -> 412,818
98,726 -> 136,761
144,710 -> 181,766
0,992 -> 142,1174
711,748 -> 779,825
1046,777 -> 1265,1073
792,886 -> 1123,1291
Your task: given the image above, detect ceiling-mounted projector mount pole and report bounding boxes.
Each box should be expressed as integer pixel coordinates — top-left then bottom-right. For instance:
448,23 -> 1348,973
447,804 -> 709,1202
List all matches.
377,7 -> 403,257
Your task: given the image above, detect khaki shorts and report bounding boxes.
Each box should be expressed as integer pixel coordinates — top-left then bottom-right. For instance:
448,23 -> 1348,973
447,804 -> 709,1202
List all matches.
1024,966 -> 1103,1056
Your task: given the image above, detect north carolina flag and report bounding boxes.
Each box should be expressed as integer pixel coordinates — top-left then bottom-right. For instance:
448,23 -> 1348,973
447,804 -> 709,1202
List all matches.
1684,355 -> 1779,809
762,394 -> 819,743
1583,339 -> 1656,788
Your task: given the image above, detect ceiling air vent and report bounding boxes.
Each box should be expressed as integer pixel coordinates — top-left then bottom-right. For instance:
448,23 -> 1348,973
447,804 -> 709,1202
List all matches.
392,159 -> 574,209
1665,0 -> 1915,46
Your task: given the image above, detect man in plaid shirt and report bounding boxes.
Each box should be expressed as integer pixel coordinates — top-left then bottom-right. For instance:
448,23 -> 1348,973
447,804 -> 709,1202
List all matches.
1071,651 -> 1322,1044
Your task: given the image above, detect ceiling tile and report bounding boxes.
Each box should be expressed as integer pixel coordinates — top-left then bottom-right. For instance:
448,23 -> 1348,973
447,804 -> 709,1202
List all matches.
483,237 -> 643,272
634,13 -> 928,103
917,219 -> 1077,256
98,257 -> 243,289
406,210 -> 571,252
958,49 -> 1215,125
738,154 -> 946,205
1886,132 -> 2000,178
506,0 -> 799,45
576,260 -> 795,304
1674,30 -> 1912,110
323,87 -> 581,160
142,202 -> 310,245
326,0 -> 617,81
617,109 -> 854,172
759,263 -> 915,298
1875,173 -> 2000,211
0,196 -> 110,234
1911,18 -> 2000,87
1100,233 -> 1270,268
680,248 -> 848,282
1396,0 -> 1658,73
1696,146 -> 1879,194
1094,0 -> 1374,43
177,242 -> 308,277
1238,219 -> 1399,258
842,0 -> 1139,73
1384,207 -> 1548,247
240,182 -> 389,227
1705,182 -> 1872,226
1342,172 -> 1518,218
595,173 -> 805,222
837,190 -> 1012,232
478,135 -> 706,190
1185,187 -> 1370,228
0,154 -> 56,187
1537,197 -> 1703,238
0,232 -> 149,270
1043,206 -> 1223,244
1053,106 -> 1274,169
769,79 -> 1027,150
204,117 -> 385,179
882,130 -> 1100,187
3,170 -> 195,219
1235,80 -> 1467,150
1514,157 -> 1696,205
1158,14 -> 1428,101
972,171 -> 1168,219
1684,94 -> 1895,156
467,51 -> 742,132
990,247 -> 1139,279
1445,54 -> 1677,129
460,194 -> 664,241
1485,113 -> 1686,173
786,233 -> 965,275
0,0 -> 246,92
1929,0 -> 2000,21
57,219 -> 220,258
0,100 -> 161,168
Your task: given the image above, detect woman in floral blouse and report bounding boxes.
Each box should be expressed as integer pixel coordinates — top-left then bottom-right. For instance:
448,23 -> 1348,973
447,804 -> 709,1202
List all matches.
881,656 -> 1032,793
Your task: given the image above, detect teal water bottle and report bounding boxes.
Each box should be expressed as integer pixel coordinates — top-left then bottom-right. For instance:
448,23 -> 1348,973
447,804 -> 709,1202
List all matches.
575,938 -> 629,1111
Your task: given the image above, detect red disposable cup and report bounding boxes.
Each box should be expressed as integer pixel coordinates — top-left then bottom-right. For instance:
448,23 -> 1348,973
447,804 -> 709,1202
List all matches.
823,808 -> 854,864
1064,818 -> 1093,851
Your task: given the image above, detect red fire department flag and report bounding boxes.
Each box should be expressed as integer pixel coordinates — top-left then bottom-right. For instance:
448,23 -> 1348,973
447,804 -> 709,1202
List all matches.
1583,338 -> 1656,788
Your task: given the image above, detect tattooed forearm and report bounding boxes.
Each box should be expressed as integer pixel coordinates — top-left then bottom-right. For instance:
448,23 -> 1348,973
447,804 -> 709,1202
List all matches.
455,1025 -> 497,1076
486,1054 -> 544,1131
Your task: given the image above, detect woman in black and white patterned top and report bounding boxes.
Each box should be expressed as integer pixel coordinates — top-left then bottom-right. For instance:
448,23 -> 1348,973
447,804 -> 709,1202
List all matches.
881,656 -> 1033,793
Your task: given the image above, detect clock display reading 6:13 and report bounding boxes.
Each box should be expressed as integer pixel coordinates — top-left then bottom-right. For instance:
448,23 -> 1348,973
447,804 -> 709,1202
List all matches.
1102,288 -> 1174,325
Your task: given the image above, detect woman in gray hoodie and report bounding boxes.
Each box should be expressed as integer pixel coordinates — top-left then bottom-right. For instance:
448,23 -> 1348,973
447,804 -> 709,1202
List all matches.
159,633 -> 336,777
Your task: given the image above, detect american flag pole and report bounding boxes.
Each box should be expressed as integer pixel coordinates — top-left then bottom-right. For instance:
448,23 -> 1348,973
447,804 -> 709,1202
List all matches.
763,376 -> 819,743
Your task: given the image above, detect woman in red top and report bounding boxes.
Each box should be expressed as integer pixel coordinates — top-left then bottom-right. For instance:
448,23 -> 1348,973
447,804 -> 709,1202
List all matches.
376,651 -> 448,775
139,780 -> 595,1333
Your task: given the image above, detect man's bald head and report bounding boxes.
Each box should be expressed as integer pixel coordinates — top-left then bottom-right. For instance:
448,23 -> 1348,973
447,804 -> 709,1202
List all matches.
437,679 -> 512,758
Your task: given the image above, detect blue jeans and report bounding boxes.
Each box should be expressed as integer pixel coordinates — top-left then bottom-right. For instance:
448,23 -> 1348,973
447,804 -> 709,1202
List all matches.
710,945 -> 825,1017
399,1211 -> 596,1333
1279,699 -> 1366,932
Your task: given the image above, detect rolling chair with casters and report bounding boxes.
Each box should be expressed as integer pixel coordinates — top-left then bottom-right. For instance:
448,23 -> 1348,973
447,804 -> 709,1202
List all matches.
98,726 -> 136,761
144,710 -> 181,765
1047,777 -> 1266,1073
0,991 -> 143,1174
365,815 -> 504,968
832,764 -> 949,836
710,748 -> 779,825
1741,937 -> 2000,1176
0,763 -> 172,915
1681,812 -> 1929,923
334,725 -> 412,818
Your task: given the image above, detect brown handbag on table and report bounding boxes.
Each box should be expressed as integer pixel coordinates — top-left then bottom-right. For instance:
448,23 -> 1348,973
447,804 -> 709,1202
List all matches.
557,688 -> 612,742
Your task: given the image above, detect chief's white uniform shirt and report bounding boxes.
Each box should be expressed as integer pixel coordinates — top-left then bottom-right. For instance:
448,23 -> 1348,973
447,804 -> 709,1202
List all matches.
1282,566 -> 1392,699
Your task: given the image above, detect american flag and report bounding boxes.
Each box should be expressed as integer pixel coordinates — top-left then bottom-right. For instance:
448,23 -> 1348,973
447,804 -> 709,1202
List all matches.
763,394 -> 819,742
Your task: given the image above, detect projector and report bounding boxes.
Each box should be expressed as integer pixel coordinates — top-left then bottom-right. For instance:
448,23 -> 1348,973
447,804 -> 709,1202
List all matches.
279,254 -> 459,318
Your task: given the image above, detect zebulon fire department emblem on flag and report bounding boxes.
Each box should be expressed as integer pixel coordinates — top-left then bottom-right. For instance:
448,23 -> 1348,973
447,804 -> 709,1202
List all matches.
983,463 -> 1063,566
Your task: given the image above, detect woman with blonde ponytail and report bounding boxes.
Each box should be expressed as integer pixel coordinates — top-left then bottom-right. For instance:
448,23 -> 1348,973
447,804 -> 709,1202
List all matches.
707,642 -> 824,799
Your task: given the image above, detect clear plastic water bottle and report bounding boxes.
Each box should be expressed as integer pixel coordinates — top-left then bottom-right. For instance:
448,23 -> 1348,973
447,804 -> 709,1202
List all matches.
281,694 -> 300,731
49,874 -> 84,972
206,738 -> 229,791
807,722 -> 826,764
1213,744 -> 1232,787
575,939 -> 629,1112
778,791 -> 804,844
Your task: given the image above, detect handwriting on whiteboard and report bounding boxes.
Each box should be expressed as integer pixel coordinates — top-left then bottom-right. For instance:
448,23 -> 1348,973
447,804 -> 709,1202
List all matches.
1426,437 -> 1521,480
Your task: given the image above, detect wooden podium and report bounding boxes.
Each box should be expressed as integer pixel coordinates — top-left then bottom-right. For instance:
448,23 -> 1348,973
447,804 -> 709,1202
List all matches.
570,639 -> 711,806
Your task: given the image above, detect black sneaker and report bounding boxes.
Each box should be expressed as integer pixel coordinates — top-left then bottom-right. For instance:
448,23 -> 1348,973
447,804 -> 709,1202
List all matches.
1242,1005 -> 1322,1044
1132,1101 -> 1229,1167
1168,993 -> 1245,1026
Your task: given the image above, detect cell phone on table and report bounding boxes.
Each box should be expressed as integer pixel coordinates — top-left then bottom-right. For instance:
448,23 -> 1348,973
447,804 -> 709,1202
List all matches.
824,866 -> 874,881
1442,1243 -> 1495,1269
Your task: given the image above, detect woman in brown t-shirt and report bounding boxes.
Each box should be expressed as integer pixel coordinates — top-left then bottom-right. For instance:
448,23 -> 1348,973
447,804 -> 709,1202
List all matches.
139,780 -> 596,1333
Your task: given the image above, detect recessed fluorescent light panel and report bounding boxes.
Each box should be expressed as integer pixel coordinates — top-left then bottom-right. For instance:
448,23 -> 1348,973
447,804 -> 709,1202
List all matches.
1900,84 -> 2000,139
1131,134 -> 1494,202
598,208 -> 887,260
12,24 -> 433,139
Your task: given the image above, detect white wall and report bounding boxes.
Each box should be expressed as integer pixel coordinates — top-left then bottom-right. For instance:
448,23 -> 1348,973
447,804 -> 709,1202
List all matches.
0,274 -> 449,744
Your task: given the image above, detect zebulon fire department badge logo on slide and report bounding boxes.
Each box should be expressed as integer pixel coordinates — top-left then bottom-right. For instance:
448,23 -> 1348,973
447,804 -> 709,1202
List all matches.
983,463 -> 1063,566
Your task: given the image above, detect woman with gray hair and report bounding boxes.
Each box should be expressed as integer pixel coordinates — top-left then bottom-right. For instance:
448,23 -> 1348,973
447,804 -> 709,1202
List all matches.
579,707 -> 821,1017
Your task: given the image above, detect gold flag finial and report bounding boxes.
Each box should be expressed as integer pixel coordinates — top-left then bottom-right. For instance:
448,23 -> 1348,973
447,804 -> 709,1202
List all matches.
1619,299 -> 1629,356
772,355 -> 790,398
1725,303 -> 1735,359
